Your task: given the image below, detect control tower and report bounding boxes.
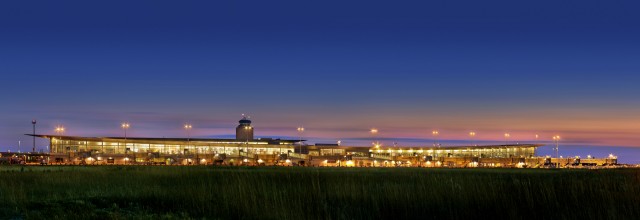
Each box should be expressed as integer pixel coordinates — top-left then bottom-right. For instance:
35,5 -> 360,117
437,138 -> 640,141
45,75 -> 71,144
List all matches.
236,116 -> 254,141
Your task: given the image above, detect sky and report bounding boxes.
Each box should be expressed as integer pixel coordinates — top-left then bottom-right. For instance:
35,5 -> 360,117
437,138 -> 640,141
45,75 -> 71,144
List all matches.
1,1 -> 639,160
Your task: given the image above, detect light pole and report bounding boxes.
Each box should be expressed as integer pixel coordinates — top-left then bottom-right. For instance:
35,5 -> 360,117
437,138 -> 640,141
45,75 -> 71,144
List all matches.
32,120 -> 36,152
553,135 -> 561,158
469,131 -> 476,146
432,130 -> 439,147
184,124 -> 193,164
370,128 -> 379,147
121,122 -> 130,161
297,127 -> 305,156
504,133 -> 510,145
184,124 -> 192,141
245,125 -> 252,163
55,126 -> 65,151
121,123 -> 130,139
184,124 -> 195,164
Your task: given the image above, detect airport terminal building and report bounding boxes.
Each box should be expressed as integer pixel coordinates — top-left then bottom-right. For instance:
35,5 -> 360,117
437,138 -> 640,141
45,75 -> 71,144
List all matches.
28,117 -> 616,167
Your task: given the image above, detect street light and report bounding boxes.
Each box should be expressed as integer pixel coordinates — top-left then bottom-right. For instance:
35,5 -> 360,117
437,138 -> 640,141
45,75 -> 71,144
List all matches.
243,125 -> 252,160
121,122 -> 130,156
297,127 -> 305,156
552,135 -> 561,159
370,128 -> 379,147
55,126 -> 65,153
432,130 -> 439,147
121,123 -> 130,139
55,126 -> 65,137
504,133 -> 510,145
184,124 -> 193,158
184,124 -> 192,141
469,131 -> 476,146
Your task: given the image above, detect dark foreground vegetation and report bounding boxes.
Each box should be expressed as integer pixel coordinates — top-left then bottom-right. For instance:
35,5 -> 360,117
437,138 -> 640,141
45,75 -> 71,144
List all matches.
0,166 -> 639,219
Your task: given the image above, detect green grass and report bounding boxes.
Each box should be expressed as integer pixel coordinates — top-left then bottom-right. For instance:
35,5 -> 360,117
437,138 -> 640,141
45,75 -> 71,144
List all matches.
0,166 -> 639,219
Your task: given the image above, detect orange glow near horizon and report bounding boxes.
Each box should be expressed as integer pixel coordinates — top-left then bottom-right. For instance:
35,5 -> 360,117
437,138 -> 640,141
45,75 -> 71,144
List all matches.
23,107 -> 640,148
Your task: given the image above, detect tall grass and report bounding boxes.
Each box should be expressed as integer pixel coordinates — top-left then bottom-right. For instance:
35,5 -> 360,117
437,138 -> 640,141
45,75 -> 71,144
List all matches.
0,166 -> 639,219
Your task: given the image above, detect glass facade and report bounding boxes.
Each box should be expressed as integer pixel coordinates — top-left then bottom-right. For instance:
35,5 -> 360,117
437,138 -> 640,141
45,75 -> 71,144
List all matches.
368,146 -> 536,158
49,137 -> 296,157
41,135 -> 542,167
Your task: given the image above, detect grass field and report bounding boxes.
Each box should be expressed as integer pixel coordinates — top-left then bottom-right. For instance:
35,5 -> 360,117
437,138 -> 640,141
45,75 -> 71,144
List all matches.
0,166 -> 639,219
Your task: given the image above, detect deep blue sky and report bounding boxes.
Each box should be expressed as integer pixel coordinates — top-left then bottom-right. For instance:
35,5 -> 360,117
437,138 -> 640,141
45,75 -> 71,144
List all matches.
1,1 -> 639,160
